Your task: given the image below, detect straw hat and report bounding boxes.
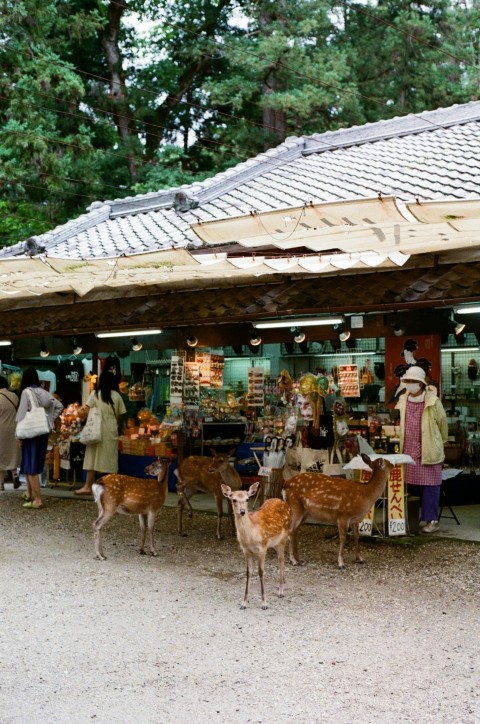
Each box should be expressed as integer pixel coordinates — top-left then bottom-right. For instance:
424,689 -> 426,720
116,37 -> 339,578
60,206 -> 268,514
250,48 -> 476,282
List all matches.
401,365 -> 426,384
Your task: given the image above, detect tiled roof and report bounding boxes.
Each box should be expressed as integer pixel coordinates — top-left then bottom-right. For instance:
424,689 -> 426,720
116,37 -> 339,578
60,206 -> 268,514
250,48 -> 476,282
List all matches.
2,101 -> 480,260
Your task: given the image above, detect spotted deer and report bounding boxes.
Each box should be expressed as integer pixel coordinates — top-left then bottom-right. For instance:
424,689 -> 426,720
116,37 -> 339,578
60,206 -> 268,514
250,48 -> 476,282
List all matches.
175,449 -> 242,539
283,454 -> 393,569
222,481 -> 292,610
92,458 -> 169,561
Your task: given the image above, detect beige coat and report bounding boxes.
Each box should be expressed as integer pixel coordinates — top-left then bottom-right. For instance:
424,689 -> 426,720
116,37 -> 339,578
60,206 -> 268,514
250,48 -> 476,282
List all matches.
0,389 -> 20,470
83,390 -> 126,474
396,390 -> 448,465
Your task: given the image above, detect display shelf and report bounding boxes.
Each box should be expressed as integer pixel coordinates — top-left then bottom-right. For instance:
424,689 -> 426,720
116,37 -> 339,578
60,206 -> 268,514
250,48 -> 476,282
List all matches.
199,421 -> 246,455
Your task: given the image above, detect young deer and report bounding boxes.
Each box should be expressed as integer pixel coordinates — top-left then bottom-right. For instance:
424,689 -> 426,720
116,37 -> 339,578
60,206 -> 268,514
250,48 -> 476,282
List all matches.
92,458 -> 169,561
222,481 -> 292,610
284,454 -> 393,570
175,449 -> 242,539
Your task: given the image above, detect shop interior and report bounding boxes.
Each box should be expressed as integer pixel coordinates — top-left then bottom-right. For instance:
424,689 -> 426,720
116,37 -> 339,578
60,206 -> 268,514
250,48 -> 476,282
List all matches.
2,306 -> 480,513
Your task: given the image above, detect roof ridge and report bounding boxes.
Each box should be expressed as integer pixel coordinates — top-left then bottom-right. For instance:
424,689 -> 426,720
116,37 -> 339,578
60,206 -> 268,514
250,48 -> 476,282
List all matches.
303,101 -> 480,155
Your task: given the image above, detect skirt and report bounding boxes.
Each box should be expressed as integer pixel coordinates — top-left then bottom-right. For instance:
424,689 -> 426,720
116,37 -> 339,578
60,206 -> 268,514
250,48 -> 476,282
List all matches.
21,433 -> 49,475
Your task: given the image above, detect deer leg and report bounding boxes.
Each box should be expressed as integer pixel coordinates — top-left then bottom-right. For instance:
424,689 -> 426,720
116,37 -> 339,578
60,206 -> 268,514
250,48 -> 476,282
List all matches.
93,510 -> 115,561
177,485 -> 195,536
241,552 -> 254,609
288,505 -> 307,565
337,518 -> 349,570
275,542 -> 286,598
351,522 -> 365,564
147,510 -> 158,556
258,552 -> 268,609
214,491 -> 224,540
139,514 -> 148,554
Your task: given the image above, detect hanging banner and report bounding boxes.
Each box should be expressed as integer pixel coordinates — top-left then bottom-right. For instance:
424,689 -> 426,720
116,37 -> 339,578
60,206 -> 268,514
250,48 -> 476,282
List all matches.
385,334 -> 441,406
357,464 -> 406,536
387,464 -> 406,536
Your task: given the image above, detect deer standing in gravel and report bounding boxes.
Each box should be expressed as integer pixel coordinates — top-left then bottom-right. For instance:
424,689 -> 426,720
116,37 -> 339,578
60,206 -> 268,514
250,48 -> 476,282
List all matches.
175,449 -> 242,539
222,481 -> 292,610
283,453 -> 393,569
92,458 -> 169,561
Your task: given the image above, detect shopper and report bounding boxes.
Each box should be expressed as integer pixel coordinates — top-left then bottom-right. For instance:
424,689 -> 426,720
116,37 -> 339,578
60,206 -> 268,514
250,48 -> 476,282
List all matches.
75,371 -> 126,495
16,368 -> 63,509
0,375 -> 20,491
396,365 -> 448,533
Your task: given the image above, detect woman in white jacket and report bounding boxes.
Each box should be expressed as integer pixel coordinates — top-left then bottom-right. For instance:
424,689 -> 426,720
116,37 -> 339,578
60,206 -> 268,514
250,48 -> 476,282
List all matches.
396,365 -> 448,533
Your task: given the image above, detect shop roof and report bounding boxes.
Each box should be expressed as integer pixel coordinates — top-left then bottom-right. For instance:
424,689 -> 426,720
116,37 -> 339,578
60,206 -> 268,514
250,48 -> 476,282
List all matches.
1,101 -> 480,345
1,101 -> 480,261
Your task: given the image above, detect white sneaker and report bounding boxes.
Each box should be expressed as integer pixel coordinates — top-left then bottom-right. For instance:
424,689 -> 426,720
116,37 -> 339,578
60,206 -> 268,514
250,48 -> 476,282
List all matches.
419,520 -> 428,529
422,520 -> 439,534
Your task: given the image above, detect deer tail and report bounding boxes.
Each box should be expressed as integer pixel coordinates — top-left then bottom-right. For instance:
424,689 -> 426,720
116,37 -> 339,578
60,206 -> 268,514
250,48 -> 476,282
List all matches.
92,481 -> 105,508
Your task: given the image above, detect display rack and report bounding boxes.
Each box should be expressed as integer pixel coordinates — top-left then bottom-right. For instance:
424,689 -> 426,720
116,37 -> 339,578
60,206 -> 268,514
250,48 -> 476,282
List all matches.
199,421 -> 245,455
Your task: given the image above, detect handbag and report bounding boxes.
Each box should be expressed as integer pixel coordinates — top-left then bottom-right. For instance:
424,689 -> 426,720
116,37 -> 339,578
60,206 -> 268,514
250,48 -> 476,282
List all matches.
16,388 -> 50,439
79,406 -> 102,445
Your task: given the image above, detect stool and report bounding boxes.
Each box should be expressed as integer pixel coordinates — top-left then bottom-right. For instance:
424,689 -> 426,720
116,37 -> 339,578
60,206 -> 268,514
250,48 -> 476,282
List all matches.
439,486 -> 460,525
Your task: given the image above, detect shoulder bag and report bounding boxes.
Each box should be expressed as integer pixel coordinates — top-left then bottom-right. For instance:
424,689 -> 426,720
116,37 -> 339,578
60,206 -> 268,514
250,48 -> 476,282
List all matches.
16,388 -> 50,439
79,403 -> 102,445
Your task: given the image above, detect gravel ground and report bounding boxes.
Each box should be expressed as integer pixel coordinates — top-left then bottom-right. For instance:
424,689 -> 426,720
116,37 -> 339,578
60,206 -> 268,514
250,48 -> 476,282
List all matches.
0,491 -> 479,724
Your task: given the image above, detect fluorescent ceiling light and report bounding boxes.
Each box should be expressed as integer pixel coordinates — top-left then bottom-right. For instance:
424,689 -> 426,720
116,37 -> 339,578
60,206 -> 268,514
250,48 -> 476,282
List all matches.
455,306 -> 480,315
95,329 -> 162,338
254,317 -> 343,329
0,340 -> 12,346
314,350 -> 380,357
441,347 -> 479,353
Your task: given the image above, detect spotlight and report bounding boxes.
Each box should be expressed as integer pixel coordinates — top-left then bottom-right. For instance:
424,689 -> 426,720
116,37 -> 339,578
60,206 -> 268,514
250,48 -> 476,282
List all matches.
72,337 -> 82,355
450,310 -> 466,336
131,337 -> 143,352
250,331 -> 262,347
337,324 -> 350,342
292,327 -> 306,344
186,335 -> 198,348
39,340 -> 50,358
393,323 -> 405,337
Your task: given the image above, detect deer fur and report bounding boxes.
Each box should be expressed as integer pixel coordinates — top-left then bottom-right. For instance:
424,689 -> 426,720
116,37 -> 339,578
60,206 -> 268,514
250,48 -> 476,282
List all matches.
175,449 -> 242,539
222,481 -> 292,610
92,458 -> 169,561
283,453 -> 393,569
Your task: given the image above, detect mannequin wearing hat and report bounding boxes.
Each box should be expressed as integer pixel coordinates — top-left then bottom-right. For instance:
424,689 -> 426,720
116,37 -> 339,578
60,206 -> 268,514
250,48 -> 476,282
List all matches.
395,365 -> 448,534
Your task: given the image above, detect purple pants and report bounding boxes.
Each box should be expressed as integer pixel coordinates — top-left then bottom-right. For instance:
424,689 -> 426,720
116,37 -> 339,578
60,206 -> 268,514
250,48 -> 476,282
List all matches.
408,484 -> 441,522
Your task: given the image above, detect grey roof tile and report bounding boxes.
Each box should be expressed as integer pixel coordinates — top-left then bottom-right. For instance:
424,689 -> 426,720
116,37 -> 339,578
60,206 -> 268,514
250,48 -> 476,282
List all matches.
1,101 -> 480,259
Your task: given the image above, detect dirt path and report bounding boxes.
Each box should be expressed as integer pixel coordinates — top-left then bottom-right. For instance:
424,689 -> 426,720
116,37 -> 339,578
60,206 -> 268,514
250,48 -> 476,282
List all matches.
1,492 -> 479,724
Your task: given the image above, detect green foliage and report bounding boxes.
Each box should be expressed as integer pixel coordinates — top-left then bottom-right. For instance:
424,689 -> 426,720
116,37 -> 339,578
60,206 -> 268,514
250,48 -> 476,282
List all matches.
0,0 -> 478,249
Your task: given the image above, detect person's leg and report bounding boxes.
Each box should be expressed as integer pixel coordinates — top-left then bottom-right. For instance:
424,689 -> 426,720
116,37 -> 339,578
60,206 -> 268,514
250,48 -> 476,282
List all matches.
0,470 -> 5,491
75,469 -> 96,495
26,473 -> 43,507
420,485 -> 441,532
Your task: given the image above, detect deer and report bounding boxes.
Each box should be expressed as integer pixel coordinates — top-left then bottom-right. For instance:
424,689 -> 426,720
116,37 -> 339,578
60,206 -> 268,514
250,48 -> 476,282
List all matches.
283,453 -> 393,570
174,449 -> 242,539
91,458 -> 169,561
222,481 -> 292,610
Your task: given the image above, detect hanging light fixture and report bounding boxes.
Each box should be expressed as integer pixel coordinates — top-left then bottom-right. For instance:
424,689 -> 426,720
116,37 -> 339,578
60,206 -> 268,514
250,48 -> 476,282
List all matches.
292,327 -> 306,344
39,339 -> 50,358
450,311 -> 466,335
335,324 -> 350,342
254,316 -> 343,329
186,335 -> 198,348
249,330 -> 262,347
0,340 -> 12,347
131,337 -> 143,352
72,337 -> 82,355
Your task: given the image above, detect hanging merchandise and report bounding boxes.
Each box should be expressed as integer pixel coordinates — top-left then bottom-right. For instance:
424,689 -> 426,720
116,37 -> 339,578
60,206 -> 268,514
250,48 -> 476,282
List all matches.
338,364 -> 361,398
361,358 -> 375,385
56,358 -> 84,405
102,354 -> 122,383
468,359 -> 478,381
247,367 -> 265,407
169,355 -> 185,404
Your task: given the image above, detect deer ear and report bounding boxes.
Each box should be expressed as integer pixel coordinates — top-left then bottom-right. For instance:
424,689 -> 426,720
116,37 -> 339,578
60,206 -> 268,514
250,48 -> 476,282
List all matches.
221,484 -> 232,498
360,453 -> 371,466
248,481 -> 260,497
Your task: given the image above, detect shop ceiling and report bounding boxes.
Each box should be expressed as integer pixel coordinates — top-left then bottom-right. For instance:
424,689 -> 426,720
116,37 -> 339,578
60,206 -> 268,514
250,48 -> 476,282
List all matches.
2,196 -> 480,354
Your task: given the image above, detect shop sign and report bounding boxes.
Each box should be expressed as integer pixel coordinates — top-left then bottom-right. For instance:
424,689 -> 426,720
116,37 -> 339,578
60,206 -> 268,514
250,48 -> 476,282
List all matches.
338,364 -> 360,398
357,464 -> 406,536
